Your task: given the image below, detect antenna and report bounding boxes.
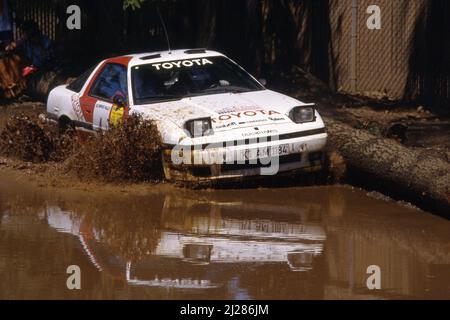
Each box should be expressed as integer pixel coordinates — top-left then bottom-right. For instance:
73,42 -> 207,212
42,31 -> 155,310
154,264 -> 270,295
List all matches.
156,6 -> 171,53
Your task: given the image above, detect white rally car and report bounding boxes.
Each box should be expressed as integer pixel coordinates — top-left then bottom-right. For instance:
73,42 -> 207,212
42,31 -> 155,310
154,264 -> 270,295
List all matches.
46,49 -> 327,182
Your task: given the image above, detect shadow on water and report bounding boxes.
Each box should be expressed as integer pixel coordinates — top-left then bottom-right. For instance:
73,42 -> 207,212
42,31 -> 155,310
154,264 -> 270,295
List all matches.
0,179 -> 450,300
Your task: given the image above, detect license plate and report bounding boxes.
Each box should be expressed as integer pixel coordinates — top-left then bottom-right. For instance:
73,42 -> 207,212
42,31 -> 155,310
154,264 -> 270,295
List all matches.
242,144 -> 290,160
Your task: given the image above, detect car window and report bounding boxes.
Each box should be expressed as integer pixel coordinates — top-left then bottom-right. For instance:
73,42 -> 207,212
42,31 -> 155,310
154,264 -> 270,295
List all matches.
131,56 -> 264,105
89,63 -> 128,101
67,65 -> 96,93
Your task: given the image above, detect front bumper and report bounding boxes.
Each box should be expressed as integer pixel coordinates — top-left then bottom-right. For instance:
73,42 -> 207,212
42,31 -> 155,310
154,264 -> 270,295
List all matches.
162,131 -> 328,182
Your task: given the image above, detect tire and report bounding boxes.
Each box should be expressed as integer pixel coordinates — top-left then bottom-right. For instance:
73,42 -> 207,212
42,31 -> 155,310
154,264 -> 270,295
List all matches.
58,116 -> 74,134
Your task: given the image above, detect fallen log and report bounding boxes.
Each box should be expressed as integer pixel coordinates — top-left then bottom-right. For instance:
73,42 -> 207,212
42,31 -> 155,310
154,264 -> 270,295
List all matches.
324,117 -> 450,217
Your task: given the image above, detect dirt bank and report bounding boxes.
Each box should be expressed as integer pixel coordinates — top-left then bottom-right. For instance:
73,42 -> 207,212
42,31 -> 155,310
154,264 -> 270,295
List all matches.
270,66 -> 450,163
269,67 -> 450,217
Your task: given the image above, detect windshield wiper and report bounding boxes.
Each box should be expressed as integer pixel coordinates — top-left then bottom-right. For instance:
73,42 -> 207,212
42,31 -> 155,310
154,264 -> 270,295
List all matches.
136,94 -> 184,104
203,85 -> 252,94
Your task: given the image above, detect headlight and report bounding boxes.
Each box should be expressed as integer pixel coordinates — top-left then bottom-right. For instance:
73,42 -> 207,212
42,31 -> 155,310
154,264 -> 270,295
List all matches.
289,106 -> 316,124
185,118 -> 214,137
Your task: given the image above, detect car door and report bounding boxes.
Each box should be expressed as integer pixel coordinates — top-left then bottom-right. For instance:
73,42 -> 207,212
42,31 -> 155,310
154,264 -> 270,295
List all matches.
79,62 -> 129,130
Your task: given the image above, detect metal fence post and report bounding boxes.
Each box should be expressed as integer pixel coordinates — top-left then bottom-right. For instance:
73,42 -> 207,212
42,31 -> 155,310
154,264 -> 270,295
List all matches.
350,0 -> 358,92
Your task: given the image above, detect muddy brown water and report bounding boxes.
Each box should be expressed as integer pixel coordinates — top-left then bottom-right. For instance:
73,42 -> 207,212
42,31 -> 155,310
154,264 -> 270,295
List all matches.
0,175 -> 449,300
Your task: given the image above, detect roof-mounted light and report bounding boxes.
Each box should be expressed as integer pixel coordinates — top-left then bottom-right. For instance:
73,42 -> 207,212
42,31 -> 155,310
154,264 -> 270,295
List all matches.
140,54 -> 162,60
184,49 -> 207,54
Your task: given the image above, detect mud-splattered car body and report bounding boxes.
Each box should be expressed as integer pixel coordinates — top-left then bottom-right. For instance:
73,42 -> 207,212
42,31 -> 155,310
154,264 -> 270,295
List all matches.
46,49 -> 327,182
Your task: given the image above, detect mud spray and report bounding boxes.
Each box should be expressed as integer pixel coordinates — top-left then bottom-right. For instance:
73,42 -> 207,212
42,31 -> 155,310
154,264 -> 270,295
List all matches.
0,114 -> 348,187
0,114 -> 164,183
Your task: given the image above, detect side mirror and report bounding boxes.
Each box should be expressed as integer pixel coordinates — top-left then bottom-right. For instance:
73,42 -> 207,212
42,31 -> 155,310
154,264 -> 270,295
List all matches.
113,94 -> 127,108
259,78 -> 268,86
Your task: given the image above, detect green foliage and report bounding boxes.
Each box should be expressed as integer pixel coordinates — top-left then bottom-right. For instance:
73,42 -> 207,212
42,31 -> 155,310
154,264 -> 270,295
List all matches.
123,0 -> 146,10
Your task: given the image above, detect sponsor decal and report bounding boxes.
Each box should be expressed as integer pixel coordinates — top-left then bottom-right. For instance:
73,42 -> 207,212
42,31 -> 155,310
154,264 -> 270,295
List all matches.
71,93 -> 84,121
240,119 -> 269,125
214,122 -> 239,130
151,58 -> 213,71
216,105 -> 259,115
93,102 -> 127,127
242,129 -> 278,137
211,110 -> 281,123
93,102 -> 112,130
95,103 -> 110,111
268,117 -> 286,121
214,119 -> 269,130
109,104 -> 126,126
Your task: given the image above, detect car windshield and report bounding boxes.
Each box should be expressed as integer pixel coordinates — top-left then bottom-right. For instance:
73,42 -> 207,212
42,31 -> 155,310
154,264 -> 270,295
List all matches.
131,56 -> 264,104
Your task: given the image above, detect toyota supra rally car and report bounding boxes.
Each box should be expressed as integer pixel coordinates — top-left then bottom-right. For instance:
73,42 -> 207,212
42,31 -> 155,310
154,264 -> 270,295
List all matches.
46,49 -> 328,182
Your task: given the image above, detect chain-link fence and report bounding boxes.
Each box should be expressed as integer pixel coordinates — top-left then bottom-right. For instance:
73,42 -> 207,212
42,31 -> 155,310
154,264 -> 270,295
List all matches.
262,0 -> 450,109
330,0 -> 428,100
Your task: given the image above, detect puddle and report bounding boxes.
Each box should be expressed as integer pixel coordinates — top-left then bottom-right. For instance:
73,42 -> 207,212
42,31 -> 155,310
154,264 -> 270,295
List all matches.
0,178 -> 449,300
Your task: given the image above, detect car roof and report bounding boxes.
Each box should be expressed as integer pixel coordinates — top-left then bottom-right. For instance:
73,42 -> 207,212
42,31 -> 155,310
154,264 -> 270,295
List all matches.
106,49 -> 226,68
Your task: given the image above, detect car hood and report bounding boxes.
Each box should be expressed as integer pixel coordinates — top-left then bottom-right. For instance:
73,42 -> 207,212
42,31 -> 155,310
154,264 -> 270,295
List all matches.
134,90 -> 312,132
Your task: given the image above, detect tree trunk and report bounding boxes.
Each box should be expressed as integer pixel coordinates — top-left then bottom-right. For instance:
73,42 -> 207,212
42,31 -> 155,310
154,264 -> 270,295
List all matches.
324,117 -> 450,217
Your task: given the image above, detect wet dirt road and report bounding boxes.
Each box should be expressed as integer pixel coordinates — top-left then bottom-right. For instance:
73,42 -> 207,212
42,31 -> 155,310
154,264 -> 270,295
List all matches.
0,175 -> 449,300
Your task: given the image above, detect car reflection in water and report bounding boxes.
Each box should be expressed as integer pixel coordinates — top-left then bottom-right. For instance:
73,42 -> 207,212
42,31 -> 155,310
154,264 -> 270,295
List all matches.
45,194 -> 326,294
